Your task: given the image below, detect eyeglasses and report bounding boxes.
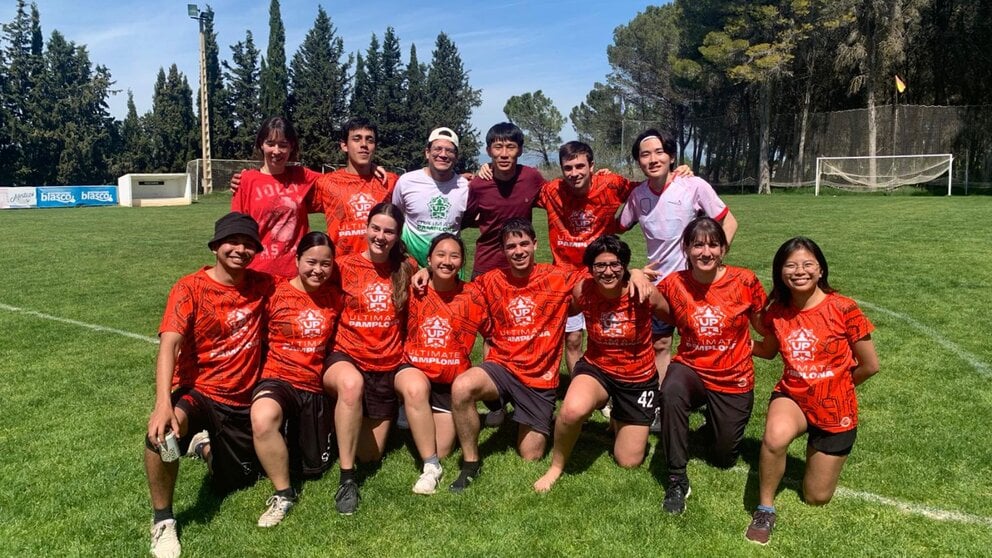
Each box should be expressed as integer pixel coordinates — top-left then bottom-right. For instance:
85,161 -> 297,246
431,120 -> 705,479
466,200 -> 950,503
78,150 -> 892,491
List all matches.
592,261 -> 624,272
429,146 -> 457,156
782,261 -> 819,273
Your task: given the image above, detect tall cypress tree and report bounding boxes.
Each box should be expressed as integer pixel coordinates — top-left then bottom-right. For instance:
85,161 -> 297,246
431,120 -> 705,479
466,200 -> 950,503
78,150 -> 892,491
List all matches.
149,65 -> 196,172
424,32 -> 482,170
113,90 -> 151,175
399,43 -> 428,170
370,27 -> 405,168
288,6 -> 350,167
223,30 -> 261,158
1,0 -> 43,184
258,0 -> 287,118
349,53 -> 370,119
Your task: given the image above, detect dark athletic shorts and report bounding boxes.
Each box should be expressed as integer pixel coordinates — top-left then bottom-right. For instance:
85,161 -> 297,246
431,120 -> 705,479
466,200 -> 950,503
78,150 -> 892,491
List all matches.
397,363 -> 454,413
651,314 -> 675,336
573,359 -> 658,426
327,351 -> 399,421
481,361 -> 556,435
770,392 -> 857,456
252,379 -> 334,476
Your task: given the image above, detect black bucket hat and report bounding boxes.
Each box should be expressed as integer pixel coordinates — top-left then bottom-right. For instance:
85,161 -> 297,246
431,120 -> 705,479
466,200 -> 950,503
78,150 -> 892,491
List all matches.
207,212 -> 263,252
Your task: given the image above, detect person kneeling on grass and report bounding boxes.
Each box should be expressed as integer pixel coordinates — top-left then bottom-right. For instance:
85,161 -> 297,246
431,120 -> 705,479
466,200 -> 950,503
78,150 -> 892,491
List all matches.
449,220 -> 654,492
744,236 -> 879,545
534,235 -> 670,493
144,212 -> 274,558
250,232 -> 341,527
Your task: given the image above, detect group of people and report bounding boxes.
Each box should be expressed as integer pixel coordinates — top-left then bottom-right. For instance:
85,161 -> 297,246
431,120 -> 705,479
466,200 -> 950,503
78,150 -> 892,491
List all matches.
142,117 -> 880,558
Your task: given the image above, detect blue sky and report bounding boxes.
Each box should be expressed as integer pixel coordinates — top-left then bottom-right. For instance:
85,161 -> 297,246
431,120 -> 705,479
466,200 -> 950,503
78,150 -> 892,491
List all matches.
4,0 -> 663,142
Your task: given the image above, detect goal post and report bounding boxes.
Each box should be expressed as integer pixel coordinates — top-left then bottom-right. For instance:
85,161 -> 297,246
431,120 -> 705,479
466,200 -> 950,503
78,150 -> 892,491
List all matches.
814,154 -> 953,196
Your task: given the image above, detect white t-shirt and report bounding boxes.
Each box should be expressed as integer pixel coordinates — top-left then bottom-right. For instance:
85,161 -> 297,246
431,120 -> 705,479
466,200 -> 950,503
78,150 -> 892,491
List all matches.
392,168 -> 469,266
619,176 -> 729,280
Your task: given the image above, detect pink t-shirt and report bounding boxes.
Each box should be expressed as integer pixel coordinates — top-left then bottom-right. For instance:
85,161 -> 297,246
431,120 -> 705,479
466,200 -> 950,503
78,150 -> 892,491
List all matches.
464,165 -> 545,276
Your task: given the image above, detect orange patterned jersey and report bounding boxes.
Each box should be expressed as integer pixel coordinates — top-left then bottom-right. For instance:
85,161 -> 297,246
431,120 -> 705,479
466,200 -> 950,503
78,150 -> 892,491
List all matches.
404,282 -> 488,384
159,267 -> 275,407
658,266 -> 767,393
576,279 -> 656,383
261,279 -> 342,393
477,264 -> 583,389
315,169 -> 399,256
763,292 -> 874,433
537,173 -> 635,271
332,253 -> 410,372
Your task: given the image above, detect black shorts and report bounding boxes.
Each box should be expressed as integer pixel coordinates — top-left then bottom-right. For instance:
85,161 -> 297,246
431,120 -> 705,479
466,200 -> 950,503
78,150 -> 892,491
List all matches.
770,392 -> 857,456
327,351 -> 399,420
253,379 -> 334,477
173,388 -> 258,492
481,361 -> 556,435
573,359 -> 658,426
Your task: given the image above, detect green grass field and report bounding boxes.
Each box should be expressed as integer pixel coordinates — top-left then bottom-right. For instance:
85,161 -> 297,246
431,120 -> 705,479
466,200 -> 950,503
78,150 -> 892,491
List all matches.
1,192 -> 991,557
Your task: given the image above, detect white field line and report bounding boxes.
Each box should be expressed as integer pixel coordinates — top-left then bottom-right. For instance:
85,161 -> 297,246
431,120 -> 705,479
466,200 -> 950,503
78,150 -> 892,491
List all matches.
732,466 -> 992,528
856,299 -> 991,377
0,302 -> 158,345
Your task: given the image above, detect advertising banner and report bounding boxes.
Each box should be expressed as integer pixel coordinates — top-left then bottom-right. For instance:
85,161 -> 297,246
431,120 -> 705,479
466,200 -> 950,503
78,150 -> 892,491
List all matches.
36,186 -> 118,208
0,187 -> 38,209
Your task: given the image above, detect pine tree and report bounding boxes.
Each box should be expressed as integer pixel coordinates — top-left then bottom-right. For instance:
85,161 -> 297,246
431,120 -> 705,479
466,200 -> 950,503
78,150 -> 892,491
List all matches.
149,65 -> 196,172
423,32 -> 482,170
349,53 -> 370,119
1,0 -> 44,184
113,90 -> 151,175
223,30 -> 261,158
288,6 -> 350,167
258,0 -> 287,118
372,28 -> 405,168
399,43 -> 428,171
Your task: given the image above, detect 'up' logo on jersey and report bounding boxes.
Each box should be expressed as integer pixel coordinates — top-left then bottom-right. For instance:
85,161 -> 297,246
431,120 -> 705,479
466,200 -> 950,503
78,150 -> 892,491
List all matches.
692,305 -> 725,336
785,328 -> 817,362
507,296 -> 536,326
429,195 -> 451,220
363,283 -> 392,312
421,316 -> 452,348
349,192 -> 377,220
568,210 -> 594,231
599,312 -> 628,338
226,307 -> 251,340
297,309 -> 325,337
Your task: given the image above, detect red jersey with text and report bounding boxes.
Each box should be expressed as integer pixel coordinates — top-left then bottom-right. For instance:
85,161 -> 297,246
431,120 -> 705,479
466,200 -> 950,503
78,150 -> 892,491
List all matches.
262,279 -> 342,393
315,169 -> 399,256
158,267 -> 274,407
404,282 -> 488,384
231,166 -> 322,278
538,173 -> 635,271
477,264 -> 582,389
658,266 -> 766,393
332,253 -> 410,372
464,165 -> 545,276
576,279 -> 656,383
763,292 -> 874,433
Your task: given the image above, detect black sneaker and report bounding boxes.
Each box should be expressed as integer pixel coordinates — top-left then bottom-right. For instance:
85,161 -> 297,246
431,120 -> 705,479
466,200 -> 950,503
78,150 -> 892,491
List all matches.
449,465 -> 481,493
662,475 -> 691,514
745,510 -> 776,545
335,480 -> 360,515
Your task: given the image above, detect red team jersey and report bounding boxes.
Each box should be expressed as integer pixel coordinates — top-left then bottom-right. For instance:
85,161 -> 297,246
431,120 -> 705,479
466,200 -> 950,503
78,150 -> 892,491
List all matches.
231,166 -> 323,278
658,266 -> 767,393
537,173 -> 635,271
261,279 -> 343,393
332,253 -> 412,372
404,282 -> 489,384
763,292 -> 874,433
477,264 -> 582,389
158,267 -> 275,407
315,169 -> 399,257
576,279 -> 656,384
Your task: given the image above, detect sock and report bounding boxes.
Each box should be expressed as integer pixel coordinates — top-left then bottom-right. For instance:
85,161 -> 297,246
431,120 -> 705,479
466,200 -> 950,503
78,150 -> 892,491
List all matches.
757,504 -> 776,514
275,487 -> 296,500
153,507 -> 174,524
462,460 -> 481,475
424,455 -> 440,468
340,467 -> 356,485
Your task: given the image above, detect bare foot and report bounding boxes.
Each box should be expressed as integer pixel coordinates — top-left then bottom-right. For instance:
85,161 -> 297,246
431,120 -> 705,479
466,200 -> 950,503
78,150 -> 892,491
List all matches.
533,469 -> 561,493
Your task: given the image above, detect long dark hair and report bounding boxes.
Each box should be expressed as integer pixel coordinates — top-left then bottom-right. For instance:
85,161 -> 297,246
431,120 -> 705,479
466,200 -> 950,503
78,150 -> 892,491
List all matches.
296,231 -> 335,260
680,216 -> 728,270
254,116 -> 300,162
769,236 -> 834,306
367,202 -> 414,311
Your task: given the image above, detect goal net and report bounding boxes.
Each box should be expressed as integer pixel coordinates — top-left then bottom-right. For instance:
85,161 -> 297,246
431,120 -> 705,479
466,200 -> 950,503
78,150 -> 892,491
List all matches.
814,154 -> 953,195
186,159 -> 260,198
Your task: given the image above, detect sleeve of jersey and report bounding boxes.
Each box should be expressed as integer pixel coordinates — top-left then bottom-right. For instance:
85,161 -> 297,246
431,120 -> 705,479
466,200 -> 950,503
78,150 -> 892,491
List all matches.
691,177 -> 729,221
842,300 -> 874,343
618,194 -> 638,231
304,169 -> 324,213
319,186 -> 343,244
461,185 -> 479,230
466,283 -> 492,339
231,177 -> 248,213
748,274 -> 769,312
383,173 -> 399,203
159,279 -> 194,336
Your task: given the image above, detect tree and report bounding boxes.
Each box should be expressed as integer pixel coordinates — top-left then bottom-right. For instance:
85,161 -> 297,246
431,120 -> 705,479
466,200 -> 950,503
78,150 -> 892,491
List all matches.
149,65 -> 196,172
259,0 -> 287,118
223,30 -> 261,158
112,90 -> 150,175
371,27 -> 406,168
423,32 -> 482,171
349,53 -> 370,120
1,0 -> 44,184
503,90 -> 565,167
399,43 -> 428,171
288,6 -> 350,166
570,82 -> 624,167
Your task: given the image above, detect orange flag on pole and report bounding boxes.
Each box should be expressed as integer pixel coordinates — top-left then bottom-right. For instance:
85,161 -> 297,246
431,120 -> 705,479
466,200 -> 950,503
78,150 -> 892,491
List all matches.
895,75 -> 907,93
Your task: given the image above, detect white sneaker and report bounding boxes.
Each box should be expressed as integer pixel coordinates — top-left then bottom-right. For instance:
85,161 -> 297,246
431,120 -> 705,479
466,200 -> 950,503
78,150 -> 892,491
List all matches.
601,398 -> 613,419
186,430 -> 210,459
412,462 -> 443,495
397,405 -> 410,430
150,519 -> 181,558
257,494 -> 295,527
484,408 -> 506,427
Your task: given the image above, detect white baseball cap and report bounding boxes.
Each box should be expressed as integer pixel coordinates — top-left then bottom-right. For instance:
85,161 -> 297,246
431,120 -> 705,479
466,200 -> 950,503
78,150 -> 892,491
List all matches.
427,127 -> 459,149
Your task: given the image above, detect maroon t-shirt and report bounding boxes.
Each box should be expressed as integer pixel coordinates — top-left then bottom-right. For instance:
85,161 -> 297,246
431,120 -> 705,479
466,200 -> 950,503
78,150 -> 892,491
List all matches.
464,164 -> 545,276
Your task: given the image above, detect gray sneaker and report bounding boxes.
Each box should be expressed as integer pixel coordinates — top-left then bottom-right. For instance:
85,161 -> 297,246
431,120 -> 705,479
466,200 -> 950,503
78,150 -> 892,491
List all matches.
745,510 -> 776,545
335,480 -> 360,515
150,518 -> 181,558
257,494 -> 295,527
412,462 -> 443,495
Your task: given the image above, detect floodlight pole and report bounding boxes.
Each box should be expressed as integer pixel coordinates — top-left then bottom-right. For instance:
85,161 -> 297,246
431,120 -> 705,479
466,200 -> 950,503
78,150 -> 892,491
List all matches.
190,5 -> 213,194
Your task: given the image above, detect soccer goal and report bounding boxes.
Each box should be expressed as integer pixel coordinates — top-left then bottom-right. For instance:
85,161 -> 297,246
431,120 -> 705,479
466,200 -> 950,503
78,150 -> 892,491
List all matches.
814,154 -> 953,196
186,158 -> 260,198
